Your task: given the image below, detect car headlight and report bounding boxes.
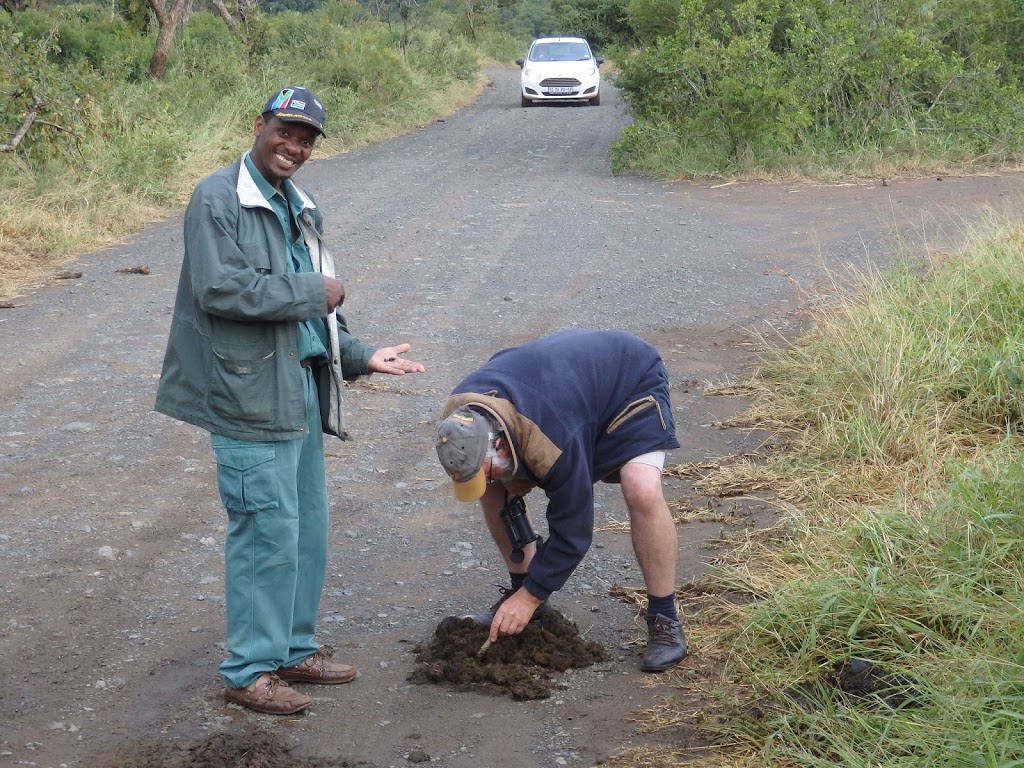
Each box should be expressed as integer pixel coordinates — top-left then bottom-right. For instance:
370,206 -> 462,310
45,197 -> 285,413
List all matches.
524,67 -> 536,78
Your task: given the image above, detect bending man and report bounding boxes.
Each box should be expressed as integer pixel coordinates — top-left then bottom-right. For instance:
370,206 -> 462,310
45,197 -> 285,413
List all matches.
434,329 -> 685,672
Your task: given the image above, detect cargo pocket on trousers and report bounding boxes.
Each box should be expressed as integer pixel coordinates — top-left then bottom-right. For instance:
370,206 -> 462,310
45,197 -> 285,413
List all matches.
211,442 -> 280,515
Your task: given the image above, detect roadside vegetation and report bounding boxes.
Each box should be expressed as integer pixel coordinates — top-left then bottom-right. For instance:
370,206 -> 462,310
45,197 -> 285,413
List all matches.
4,0 -> 1023,298
609,218 -> 1024,767
607,0 -> 1024,180
0,0 -> 535,300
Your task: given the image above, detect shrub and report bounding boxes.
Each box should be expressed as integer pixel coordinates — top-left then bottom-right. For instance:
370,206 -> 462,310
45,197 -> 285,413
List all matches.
611,0 -> 1024,177
314,37 -> 414,108
625,0 -> 681,43
410,32 -> 479,83
180,12 -> 246,81
551,0 -> 630,47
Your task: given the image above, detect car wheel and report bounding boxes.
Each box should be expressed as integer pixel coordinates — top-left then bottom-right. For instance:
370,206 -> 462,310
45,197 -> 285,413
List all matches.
589,92 -> 600,106
521,95 -> 532,107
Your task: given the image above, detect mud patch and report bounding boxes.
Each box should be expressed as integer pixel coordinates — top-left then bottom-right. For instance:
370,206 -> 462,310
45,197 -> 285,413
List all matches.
94,728 -> 372,768
744,657 -> 925,720
409,612 -> 608,700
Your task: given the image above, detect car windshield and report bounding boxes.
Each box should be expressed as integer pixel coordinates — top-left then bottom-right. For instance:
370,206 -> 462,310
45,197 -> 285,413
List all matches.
529,42 -> 592,62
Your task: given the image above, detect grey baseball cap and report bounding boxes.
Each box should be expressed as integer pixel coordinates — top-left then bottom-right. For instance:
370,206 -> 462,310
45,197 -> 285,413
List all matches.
435,406 -> 490,501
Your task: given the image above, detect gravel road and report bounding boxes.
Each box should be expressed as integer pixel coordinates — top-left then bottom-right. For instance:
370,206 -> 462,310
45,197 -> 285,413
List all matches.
1,66 -> 1022,768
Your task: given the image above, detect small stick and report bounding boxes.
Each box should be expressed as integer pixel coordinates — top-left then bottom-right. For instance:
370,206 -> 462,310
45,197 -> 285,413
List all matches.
476,638 -> 492,658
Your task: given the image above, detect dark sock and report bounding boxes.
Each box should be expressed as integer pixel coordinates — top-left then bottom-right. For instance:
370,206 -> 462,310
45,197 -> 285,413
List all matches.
647,593 -> 678,621
510,572 -> 527,591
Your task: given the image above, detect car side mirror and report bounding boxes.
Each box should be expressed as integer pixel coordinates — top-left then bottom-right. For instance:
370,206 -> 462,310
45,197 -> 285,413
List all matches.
596,57 -> 605,66
515,58 -> 525,68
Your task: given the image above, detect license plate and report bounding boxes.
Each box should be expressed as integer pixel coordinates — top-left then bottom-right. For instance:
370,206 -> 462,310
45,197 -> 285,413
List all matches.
547,87 -> 573,95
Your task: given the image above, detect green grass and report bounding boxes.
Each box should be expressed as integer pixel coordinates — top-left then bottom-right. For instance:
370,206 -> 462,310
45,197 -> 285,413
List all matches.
0,16 -> 491,301
626,218 -> 1024,768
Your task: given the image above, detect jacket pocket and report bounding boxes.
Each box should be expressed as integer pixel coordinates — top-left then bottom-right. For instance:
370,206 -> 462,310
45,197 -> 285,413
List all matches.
211,440 -> 279,515
236,238 -> 274,275
606,396 -> 666,434
208,345 -> 277,426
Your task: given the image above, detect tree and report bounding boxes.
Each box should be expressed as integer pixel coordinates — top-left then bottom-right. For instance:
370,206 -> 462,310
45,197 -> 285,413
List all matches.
369,0 -> 416,60
148,0 -> 189,79
551,0 -> 630,47
211,0 -> 239,29
1,29 -> 82,156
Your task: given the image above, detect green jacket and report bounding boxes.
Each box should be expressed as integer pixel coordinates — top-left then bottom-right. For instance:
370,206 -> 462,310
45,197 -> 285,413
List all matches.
154,154 -> 373,441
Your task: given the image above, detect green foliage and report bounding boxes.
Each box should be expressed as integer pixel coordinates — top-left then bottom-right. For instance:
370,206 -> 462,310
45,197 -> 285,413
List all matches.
0,0 -> 484,294
321,0 -> 362,25
238,12 -> 273,66
262,0 -> 326,14
409,31 -> 479,82
180,11 -> 246,80
624,0 -> 680,42
611,0 -> 1024,178
551,0 -> 629,47
10,5 -> 149,80
928,0 -> 1024,84
705,220 -> 1024,766
746,224 -> 1024,472
0,16 -> 96,161
264,8 -> 336,55
320,41 -> 414,107
496,0 -> 559,39
477,28 -> 527,62
260,17 -> 420,109
113,0 -> 151,34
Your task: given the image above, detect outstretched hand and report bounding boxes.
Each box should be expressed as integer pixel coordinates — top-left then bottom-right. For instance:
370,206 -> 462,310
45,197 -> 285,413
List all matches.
368,343 -> 425,375
489,588 -> 543,643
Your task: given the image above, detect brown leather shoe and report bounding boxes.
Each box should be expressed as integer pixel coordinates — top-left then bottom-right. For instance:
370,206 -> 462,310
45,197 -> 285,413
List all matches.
277,647 -> 358,685
224,673 -> 311,715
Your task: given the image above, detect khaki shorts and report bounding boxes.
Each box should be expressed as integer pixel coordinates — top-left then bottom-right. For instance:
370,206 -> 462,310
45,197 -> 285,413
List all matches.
602,451 -> 667,483
626,450 -> 666,471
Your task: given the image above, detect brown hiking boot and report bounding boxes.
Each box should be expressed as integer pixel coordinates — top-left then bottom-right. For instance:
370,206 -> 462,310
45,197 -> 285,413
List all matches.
277,647 -> 358,685
224,673 -> 311,715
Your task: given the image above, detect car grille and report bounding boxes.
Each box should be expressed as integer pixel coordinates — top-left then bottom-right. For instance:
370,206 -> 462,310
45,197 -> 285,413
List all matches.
539,78 -> 582,87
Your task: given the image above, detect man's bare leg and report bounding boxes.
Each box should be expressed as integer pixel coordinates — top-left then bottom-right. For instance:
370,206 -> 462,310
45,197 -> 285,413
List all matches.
619,461 -> 677,596
620,461 -> 687,672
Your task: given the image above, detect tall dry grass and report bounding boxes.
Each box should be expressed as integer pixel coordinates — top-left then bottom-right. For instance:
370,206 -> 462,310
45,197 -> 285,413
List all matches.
614,217 -> 1024,768
0,13 -> 487,302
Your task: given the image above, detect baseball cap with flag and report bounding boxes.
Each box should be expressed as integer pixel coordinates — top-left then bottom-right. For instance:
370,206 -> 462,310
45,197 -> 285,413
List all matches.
262,86 -> 326,137
435,406 -> 490,502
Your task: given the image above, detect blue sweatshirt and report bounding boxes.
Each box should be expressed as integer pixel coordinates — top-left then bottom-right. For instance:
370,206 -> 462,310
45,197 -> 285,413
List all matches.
442,330 -> 680,601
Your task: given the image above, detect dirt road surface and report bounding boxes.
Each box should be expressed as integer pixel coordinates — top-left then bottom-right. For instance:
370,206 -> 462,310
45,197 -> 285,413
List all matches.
2,67 -> 1022,768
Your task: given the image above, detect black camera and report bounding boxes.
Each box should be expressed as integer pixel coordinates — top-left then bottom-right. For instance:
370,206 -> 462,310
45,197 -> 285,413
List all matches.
500,495 -> 542,564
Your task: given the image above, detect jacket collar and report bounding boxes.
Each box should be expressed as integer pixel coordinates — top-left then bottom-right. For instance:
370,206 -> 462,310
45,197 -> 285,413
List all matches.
236,152 -> 317,213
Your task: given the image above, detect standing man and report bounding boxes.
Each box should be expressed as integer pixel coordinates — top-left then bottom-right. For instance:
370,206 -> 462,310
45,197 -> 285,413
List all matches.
434,329 -> 686,673
155,86 -> 424,714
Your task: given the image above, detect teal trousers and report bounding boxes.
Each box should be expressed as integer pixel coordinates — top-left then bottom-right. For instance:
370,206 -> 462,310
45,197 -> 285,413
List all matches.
210,368 -> 328,689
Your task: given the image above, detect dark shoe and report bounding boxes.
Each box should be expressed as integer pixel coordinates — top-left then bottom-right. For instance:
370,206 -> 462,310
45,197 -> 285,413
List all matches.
224,673 -> 311,715
277,647 -> 358,685
468,585 -> 552,625
641,614 -> 687,672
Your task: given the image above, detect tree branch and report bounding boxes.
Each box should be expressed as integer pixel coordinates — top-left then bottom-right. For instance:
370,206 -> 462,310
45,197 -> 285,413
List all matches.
211,0 -> 238,30
1,93 -> 81,152
0,96 -> 41,152
36,119 -> 82,139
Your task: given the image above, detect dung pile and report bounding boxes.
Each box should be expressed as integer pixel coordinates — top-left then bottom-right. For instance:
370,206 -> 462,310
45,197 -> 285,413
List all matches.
410,612 -> 608,700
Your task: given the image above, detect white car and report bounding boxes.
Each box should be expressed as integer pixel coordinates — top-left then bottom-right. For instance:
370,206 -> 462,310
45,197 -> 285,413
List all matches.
516,37 -> 604,107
